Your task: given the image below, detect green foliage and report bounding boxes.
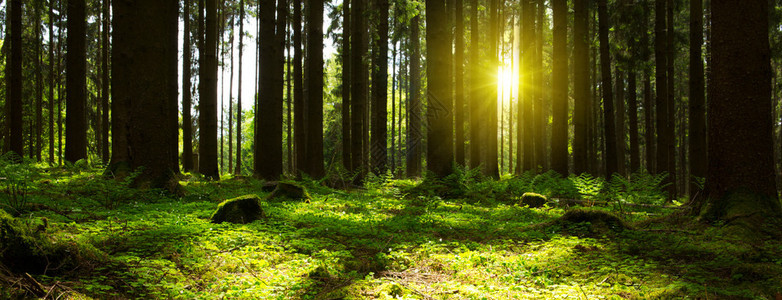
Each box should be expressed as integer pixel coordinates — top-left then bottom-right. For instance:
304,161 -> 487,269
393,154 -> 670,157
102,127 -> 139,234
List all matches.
0,153 -> 37,216
606,171 -> 670,205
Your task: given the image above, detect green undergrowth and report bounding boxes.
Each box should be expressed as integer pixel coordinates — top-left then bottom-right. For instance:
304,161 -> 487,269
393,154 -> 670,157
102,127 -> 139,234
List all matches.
1,163 -> 781,299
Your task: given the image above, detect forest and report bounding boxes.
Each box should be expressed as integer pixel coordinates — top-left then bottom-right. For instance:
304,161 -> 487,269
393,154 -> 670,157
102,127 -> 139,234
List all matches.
2,0 -> 782,298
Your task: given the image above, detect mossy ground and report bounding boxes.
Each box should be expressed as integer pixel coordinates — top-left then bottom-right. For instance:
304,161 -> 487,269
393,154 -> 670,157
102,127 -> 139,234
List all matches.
2,166 -> 782,299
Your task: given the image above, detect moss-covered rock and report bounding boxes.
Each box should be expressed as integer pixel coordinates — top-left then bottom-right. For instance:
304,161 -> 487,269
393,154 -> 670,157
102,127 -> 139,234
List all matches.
520,192 -> 548,208
267,182 -> 311,202
210,195 -> 266,224
553,209 -> 630,235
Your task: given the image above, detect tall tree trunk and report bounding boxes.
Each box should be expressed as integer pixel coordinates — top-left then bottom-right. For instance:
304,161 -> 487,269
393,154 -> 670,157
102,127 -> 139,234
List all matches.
469,0 -> 482,170
35,0 -> 43,161
49,0 -> 55,164
533,0 -> 545,171
407,15 -> 422,177
655,0 -> 669,181
572,0 -> 589,174
391,42 -> 397,174
371,0 -> 389,175
112,0 -> 179,187
551,0 -> 568,175
520,0 -> 534,173
598,0 -> 617,176
426,0 -> 455,177
286,20 -> 293,175
342,0 -> 352,171
642,0 -> 654,172
200,0 -> 220,179
102,0 -> 111,163
698,0 -> 781,223
235,0 -> 244,175
455,0 -> 466,167
351,0 -> 368,179
628,69 -> 640,173
666,0 -> 677,198
183,0 -> 194,172
306,0 -> 325,177
615,68 -> 626,176
689,0 -> 706,198
66,0 -> 87,163
228,15 -> 235,174
294,0 -> 304,175
6,0 -> 22,158
484,0 -> 499,178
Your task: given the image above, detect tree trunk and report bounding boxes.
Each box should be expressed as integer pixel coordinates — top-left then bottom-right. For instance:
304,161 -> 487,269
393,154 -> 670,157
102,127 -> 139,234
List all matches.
572,0 -> 589,175
642,0 -> 654,172
342,0 -> 352,171
469,0 -> 482,170
35,0 -> 43,161
66,0 -> 87,163
615,68 -> 626,176
293,0 -> 304,175
200,0 -> 220,179
228,14 -> 235,174
534,0 -> 546,172
426,0 -> 455,177
102,0 -> 111,164
666,0 -> 677,198
49,0 -> 55,164
520,0 -> 534,173
111,0 -> 179,188
628,68 -> 640,173
305,0 -> 325,177
655,0 -> 669,181
698,0 -> 781,225
407,15 -> 422,178
551,0 -> 568,176
484,0 -> 498,178
6,0 -> 22,158
371,0 -> 389,175
183,0 -> 194,172
689,0 -> 706,198
598,0 -> 617,176
351,0 -> 369,179
235,0 -> 244,175
455,0 -> 466,167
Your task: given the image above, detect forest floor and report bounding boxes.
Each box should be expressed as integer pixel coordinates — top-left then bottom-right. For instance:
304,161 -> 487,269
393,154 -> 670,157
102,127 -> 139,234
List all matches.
1,164 -> 782,299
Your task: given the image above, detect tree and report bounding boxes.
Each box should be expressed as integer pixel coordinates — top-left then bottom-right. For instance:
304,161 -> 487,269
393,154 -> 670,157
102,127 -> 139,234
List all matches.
689,0 -> 706,197
598,0 -> 617,176
454,0 -> 466,166
6,0 -> 23,157
102,0 -> 111,163
35,0 -> 43,161
697,0 -> 781,225
236,0 -> 244,175
200,0 -> 220,179
469,0 -> 482,170
111,0 -> 180,187
342,0 -> 352,171
48,0 -> 55,164
351,0 -> 368,179
426,0 -> 454,177
551,0 -> 568,175
255,0 -> 285,180
654,0 -> 671,192
484,0 -> 499,178
305,0 -> 325,177
407,14 -> 422,177
572,0 -> 589,175
294,0 -> 304,175
371,0 -> 389,175
183,0 -> 194,172
66,0 -> 87,163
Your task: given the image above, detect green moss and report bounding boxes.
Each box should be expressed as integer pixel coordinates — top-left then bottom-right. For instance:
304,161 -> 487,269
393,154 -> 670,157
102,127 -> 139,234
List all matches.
210,194 -> 266,224
700,189 -> 782,239
520,192 -> 548,208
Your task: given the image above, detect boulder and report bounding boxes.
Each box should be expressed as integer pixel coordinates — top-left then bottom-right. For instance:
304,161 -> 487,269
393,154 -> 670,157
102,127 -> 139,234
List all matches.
520,192 -> 548,208
267,182 -> 311,202
210,195 -> 266,224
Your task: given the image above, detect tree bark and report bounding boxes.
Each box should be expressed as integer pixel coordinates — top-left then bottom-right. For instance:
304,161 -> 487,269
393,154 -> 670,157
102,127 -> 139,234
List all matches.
66,0 -> 87,163
351,0 -> 369,179
183,0 -> 194,172
520,0 -> 534,173
407,15 -> 422,177
305,0 -> 325,177
49,0 -> 56,164
454,0 -> 466,167
689,0 -> 706,197
102,0 -> 111,164
615,68 -> 626,176
698,0 -> 781,224
370,0 -> 389,175
342,0 -> 352,171
200,0 -> 220,179
236,0 -> 244,175
551,0 -> 568,176
111,0 -> 179,188
598,0 -> 617,176
293,0 -> 304,175
572,0 -> 589,175
5,0 -> 22,158
654,0 -> 669,182
469,0 -> 482,170
484,0 -> 498,178
35,0 -> 43,161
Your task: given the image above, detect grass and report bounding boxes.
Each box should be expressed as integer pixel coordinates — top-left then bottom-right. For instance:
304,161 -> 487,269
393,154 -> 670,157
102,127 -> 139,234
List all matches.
1,164 -> 782,299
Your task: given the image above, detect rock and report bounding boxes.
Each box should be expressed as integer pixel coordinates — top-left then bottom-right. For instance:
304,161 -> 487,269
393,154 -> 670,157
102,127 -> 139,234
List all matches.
554,209 -> 630,233
210,195 -> 266,224
261,181 -> 279,192
267,182 -> 311,202
520,192 -> 548,208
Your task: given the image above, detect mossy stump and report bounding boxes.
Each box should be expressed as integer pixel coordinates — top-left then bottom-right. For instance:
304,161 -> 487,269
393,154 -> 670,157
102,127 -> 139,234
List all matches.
553,209 -> 630,235
520,192 -> 548,208
267,182 -> 311,202
210,195 -> 266,224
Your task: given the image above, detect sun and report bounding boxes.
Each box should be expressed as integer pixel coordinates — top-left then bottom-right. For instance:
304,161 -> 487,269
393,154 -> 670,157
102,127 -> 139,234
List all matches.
497,64 -> 516,105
